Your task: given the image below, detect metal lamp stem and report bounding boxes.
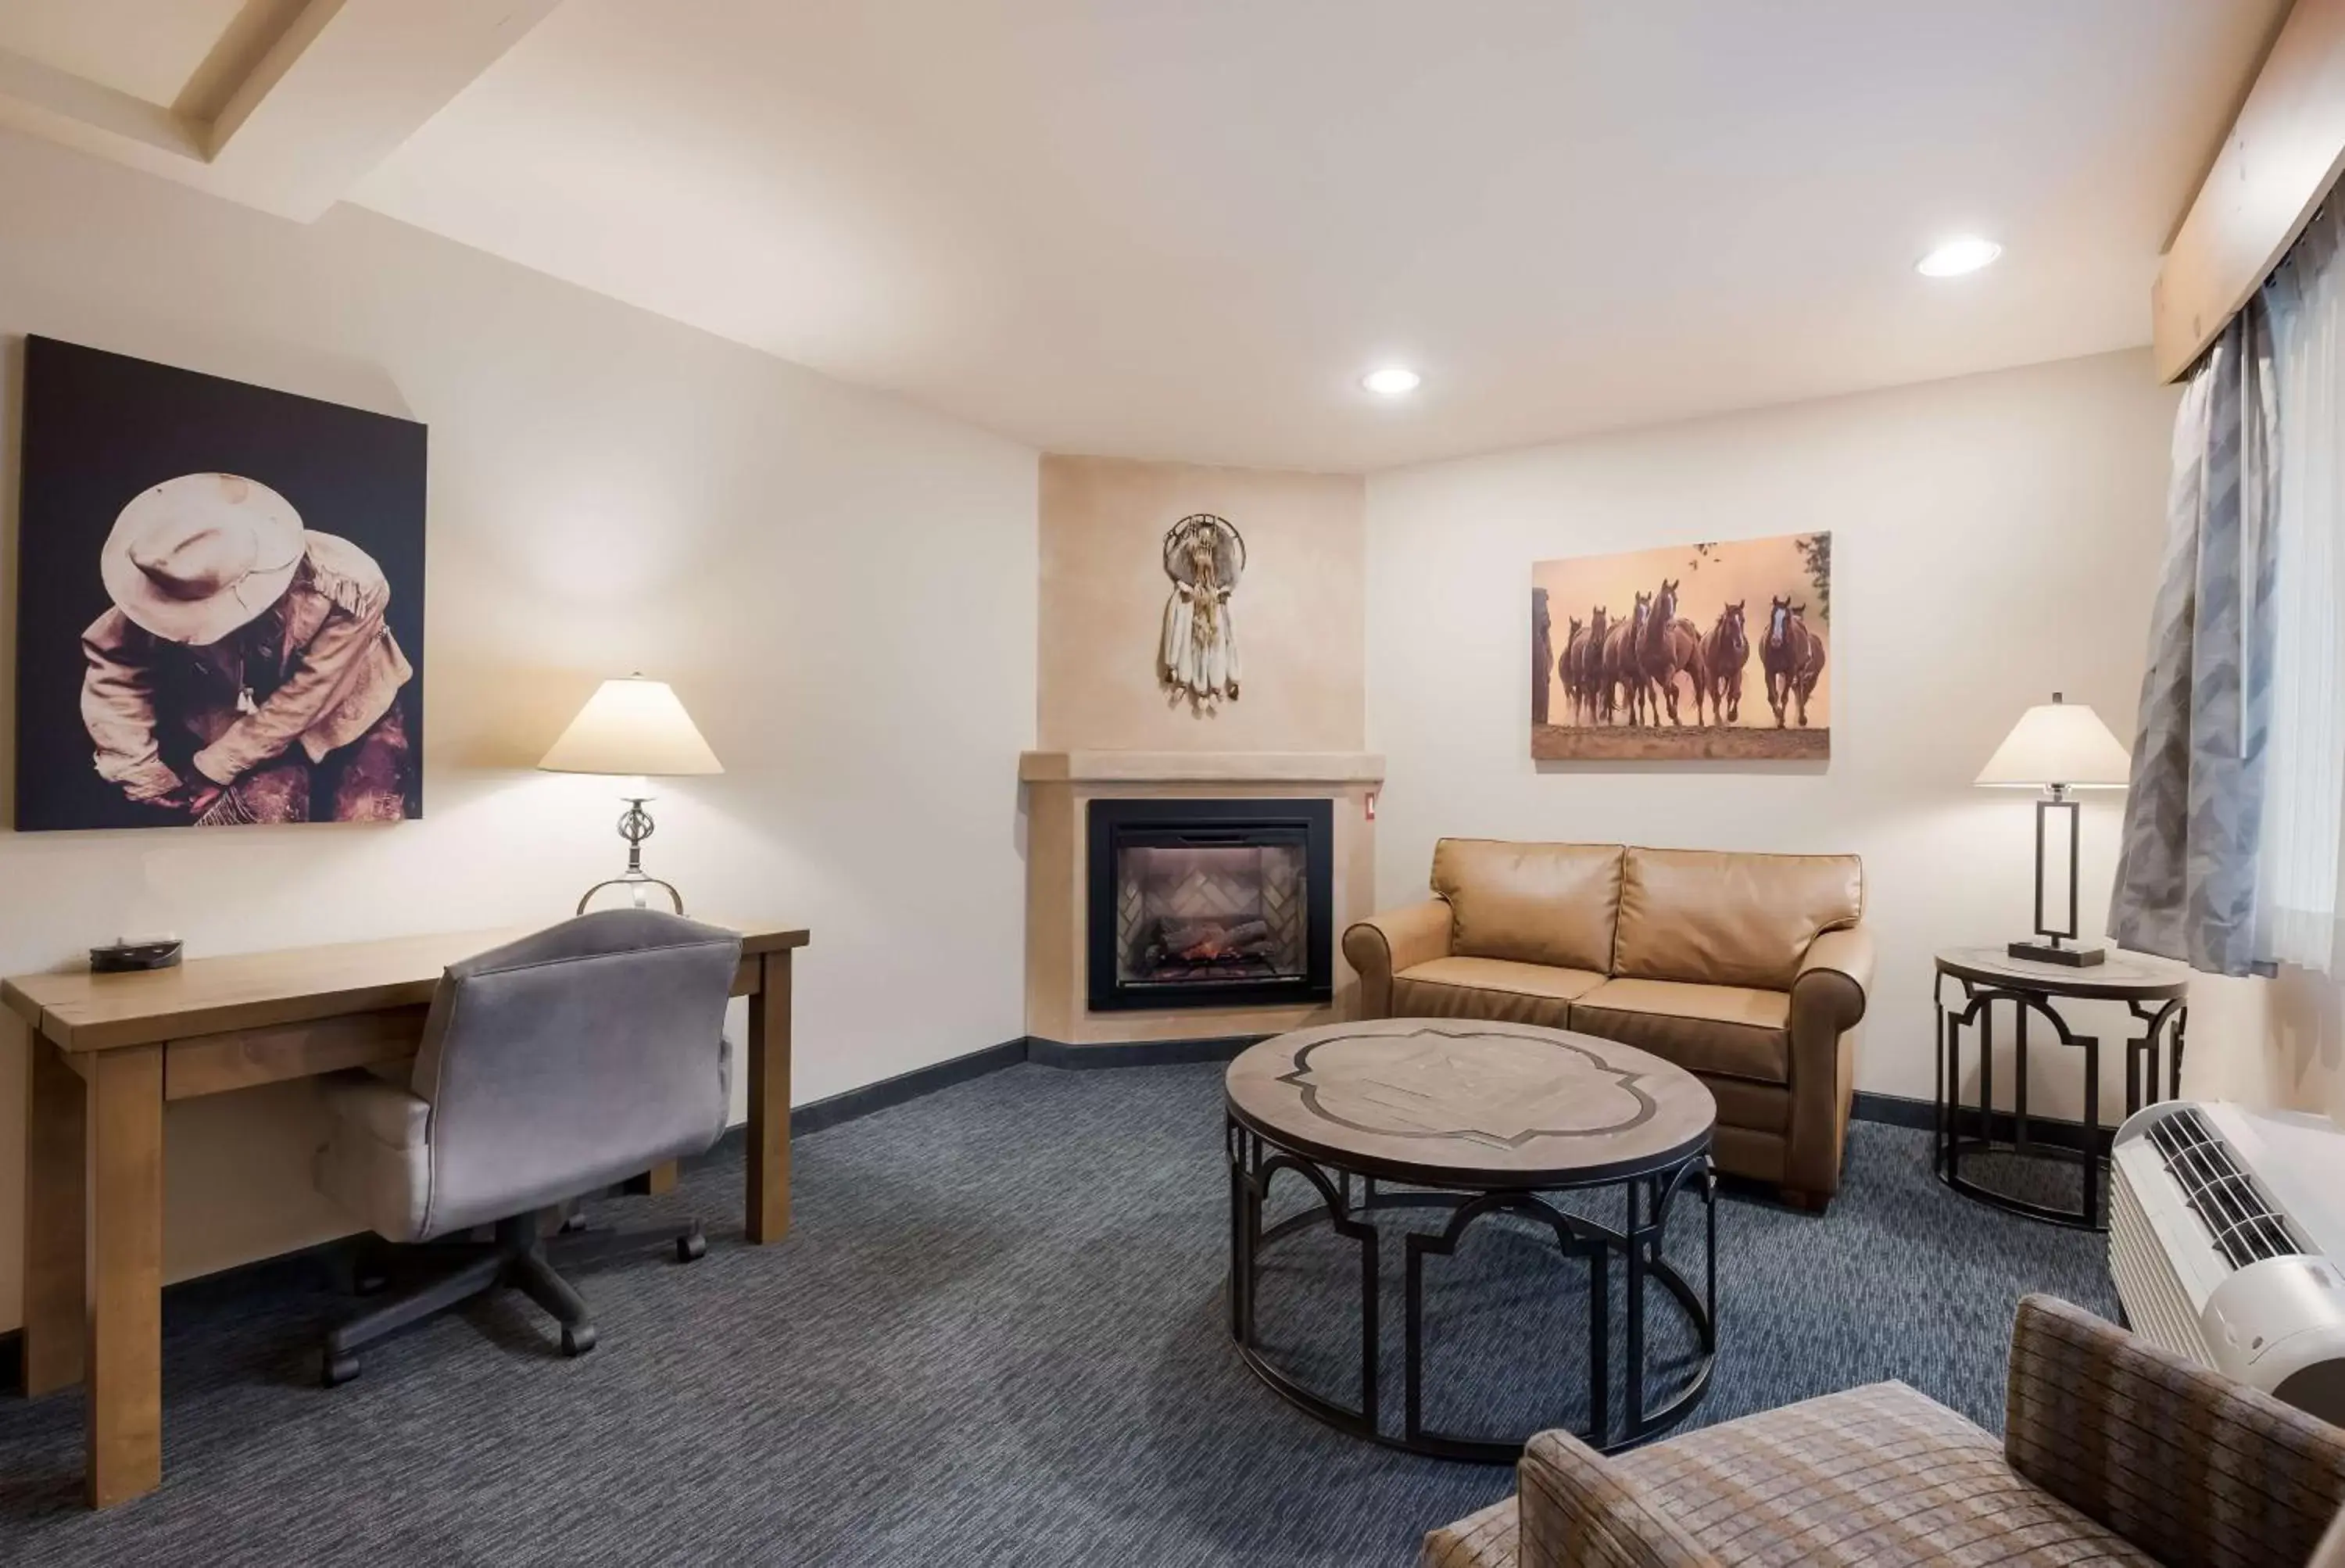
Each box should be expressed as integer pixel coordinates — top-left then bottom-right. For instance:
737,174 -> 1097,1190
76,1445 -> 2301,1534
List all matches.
2010,781 -> 2102,966
576,795 -> 686,916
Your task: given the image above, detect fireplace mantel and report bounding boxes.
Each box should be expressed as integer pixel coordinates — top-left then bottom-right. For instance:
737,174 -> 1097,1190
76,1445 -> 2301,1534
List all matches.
1019,750 -> 1385,785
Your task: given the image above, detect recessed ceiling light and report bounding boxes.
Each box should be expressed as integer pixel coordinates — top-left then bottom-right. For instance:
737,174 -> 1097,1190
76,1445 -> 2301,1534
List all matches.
1916,237 -> 2003,277
1362,366 -> 1422,396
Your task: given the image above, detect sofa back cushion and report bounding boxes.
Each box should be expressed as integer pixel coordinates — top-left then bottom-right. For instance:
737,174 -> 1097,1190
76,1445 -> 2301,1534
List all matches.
1613,847 -> 1863,990
1430,839 -> 1624,973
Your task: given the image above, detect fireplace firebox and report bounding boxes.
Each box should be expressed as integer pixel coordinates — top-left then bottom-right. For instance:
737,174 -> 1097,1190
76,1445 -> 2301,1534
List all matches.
1087,798 -> 1334,1013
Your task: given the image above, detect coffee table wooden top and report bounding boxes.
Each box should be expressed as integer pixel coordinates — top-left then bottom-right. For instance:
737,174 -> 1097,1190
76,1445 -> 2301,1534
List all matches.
1226,1018 -> 1716,1188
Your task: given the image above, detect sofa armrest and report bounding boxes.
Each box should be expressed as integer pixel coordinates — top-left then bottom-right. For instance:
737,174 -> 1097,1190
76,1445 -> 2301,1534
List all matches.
1792,925 -> 1872,1032
1518,1429 -> 1721,1568
2006,1293 -> 2345,1568
1342,899 -> 1454,1017
1779,923 -> 1871,1202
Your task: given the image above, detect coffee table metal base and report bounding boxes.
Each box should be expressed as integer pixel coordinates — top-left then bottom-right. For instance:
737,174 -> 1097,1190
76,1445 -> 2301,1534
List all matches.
1226,1114 -> 1717,1464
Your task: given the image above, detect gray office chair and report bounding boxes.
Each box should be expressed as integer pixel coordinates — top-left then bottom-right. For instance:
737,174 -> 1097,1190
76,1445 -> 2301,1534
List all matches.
313,909 -> 742,1384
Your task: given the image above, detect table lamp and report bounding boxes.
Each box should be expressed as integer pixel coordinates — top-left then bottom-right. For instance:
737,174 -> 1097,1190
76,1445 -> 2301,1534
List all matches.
1974,692 -> 2132,966
538,675 -> 723,915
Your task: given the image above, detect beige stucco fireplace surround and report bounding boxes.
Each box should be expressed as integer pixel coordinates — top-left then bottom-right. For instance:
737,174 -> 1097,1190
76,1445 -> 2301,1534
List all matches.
1021,751 -> 1384,1047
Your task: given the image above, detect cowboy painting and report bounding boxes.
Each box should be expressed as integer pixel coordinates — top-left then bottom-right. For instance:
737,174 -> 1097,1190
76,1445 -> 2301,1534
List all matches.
78,474 -> 417,825
13,337 -> 427,832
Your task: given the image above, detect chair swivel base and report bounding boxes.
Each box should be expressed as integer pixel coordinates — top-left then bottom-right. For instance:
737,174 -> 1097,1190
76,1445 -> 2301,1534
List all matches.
322,1208 -> 706,1387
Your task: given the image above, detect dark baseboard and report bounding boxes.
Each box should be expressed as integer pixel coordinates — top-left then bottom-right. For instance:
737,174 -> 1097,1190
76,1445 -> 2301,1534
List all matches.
1024,1033 -> 1264,1069
788,1038 -> 1029,1138
1850,1090 -> 2113,1156
1849,1090 -> 1935,1133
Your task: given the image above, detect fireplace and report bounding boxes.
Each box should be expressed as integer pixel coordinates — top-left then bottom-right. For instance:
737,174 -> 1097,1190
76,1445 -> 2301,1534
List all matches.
1087,797 -> 1334,1012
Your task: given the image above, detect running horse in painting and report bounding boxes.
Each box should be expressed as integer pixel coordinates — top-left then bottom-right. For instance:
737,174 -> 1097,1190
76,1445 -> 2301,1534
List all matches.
1573,604 -> 1609,725
1702,600 -> 1749,722
1760,596 -> 1827,728
1602,593 -> 1653,725
1639,577 -> 1710,726
1556,614 -> 1586,725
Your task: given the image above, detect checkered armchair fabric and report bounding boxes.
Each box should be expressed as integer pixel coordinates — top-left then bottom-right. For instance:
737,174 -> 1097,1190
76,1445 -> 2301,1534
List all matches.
1516,1430 -> 1719,1568
2005,1293 -> 2345,1568
1423,1293 -> 2345,1568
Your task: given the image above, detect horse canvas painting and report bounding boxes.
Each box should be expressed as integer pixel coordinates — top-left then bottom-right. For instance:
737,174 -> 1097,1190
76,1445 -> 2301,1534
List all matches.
1533,532 -> 1831,760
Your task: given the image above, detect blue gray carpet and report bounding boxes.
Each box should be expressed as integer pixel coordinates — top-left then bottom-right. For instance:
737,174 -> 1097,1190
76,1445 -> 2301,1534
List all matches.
0,1061 -> 2116,1566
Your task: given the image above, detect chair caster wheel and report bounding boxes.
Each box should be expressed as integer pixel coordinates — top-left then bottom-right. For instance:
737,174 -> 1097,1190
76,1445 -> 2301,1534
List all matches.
353,1269 -> 390,1297
561,1211 -> 589,1233
322,1352 -> 362,1387
676,1231 -> 707,1263
560,1324 -> 597,1358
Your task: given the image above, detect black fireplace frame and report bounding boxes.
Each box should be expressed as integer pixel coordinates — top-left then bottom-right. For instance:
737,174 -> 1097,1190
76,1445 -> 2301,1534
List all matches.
1087,797 -> 1334,1014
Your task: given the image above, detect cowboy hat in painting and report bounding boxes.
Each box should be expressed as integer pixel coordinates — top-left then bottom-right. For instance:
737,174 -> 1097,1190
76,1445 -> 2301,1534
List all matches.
99,472 -> 306,646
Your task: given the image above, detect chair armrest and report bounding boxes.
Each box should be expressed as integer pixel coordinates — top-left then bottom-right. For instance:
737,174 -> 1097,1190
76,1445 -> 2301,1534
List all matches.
1342,899 -> 1453,1017
1519,1429 -> 1721,1568
319,1069 -> 431,1150
2006,1294 -> 2345,1568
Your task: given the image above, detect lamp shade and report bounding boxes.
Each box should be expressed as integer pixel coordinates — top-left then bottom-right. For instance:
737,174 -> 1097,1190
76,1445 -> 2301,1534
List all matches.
538,676 -> 723,776
1974,693 -> 2131,789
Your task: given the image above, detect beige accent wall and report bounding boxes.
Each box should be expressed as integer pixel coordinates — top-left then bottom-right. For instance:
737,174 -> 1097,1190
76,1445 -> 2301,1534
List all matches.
1366,350 -> 2181,1122
1037,454 -> 1366,753
0,124 -> 1038,1332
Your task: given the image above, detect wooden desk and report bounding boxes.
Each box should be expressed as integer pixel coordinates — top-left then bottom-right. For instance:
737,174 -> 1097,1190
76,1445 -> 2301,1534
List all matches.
3,918 -> 809,1508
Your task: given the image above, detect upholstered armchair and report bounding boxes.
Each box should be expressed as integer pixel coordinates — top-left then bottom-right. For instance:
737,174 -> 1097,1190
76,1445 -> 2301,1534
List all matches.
1424,1294 -> 2345,1568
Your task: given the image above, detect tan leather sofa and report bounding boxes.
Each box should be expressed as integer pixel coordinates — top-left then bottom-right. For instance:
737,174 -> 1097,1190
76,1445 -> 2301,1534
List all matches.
1343,839 -> 1873,1210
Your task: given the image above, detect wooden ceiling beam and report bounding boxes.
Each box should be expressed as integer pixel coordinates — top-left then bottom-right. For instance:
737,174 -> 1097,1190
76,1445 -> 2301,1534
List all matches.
2153,0 -> 2345,381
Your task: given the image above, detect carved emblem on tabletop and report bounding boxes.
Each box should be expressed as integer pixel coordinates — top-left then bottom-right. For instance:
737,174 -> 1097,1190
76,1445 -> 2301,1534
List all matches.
1278,1026 -> 1660,1150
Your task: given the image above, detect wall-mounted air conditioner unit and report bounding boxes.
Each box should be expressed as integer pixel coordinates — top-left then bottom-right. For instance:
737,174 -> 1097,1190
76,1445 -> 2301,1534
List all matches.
2109,1101 -> 2345,1426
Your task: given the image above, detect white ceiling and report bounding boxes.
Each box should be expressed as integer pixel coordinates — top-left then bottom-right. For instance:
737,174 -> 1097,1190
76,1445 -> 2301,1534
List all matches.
9,2 -> 2292,471
348,0 -> 2286,471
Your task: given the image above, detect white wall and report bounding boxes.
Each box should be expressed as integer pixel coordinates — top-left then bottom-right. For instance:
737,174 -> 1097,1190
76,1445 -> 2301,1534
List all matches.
0,127 -> 1037,1328
1367,350 -> 2179,1115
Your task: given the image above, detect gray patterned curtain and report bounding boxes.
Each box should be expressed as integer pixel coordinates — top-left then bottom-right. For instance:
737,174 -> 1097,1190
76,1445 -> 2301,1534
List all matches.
2107,306 -> 2279,976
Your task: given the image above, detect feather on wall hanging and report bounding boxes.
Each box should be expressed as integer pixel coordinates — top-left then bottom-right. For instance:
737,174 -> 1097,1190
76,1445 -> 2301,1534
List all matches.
1158,513 -> 1244,711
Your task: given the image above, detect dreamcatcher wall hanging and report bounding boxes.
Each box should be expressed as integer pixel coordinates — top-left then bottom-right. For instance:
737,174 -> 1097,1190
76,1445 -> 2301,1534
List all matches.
1158,513 -> 1244,711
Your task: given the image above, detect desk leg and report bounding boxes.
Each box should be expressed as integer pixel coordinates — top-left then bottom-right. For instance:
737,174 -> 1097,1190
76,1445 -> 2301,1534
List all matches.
20,1025 -> 86,1396
746,949 -> 793,1244
85,1045 -> 163,1508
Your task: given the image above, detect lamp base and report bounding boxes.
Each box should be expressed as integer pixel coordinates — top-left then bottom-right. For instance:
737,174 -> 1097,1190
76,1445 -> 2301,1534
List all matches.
2007,939 -> 2106,968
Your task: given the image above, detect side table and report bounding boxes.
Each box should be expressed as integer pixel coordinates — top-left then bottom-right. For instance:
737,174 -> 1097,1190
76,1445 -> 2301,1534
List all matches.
1933,947 -> 2189,1230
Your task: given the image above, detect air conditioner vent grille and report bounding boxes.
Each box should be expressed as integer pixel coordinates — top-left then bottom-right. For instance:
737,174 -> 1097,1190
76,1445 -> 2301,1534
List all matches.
2147,1108 -> 2305,1269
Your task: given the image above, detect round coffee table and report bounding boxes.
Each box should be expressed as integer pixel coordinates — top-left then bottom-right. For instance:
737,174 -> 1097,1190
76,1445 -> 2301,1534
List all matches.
1934,947 -> 2190,1230
1224,1018 -> 1717,1462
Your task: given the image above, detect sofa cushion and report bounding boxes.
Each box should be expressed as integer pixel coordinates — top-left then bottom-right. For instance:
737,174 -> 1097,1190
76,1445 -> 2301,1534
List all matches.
1571,978 -> 1789,1085
1617,1380 -> 2156,1566
1433,839 -> 1625,973
1394,956 -> 1607,1030
1613,847 -> 1863,990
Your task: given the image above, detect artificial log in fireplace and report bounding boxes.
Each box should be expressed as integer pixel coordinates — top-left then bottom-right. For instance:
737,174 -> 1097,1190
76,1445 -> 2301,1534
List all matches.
1087,797 -> 1334,1012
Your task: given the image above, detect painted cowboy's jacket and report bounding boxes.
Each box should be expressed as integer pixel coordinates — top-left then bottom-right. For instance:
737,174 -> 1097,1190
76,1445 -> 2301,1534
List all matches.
80,532 -> 414,804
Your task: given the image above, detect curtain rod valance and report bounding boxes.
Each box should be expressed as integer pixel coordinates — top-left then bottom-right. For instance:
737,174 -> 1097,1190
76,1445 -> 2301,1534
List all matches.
2153,0 -> 2345,383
